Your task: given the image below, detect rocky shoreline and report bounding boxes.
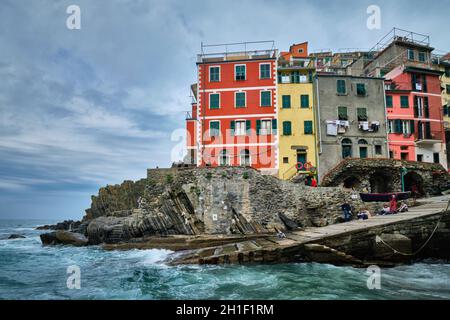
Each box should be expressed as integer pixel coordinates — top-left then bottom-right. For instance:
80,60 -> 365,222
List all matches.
39,167 -> 368,246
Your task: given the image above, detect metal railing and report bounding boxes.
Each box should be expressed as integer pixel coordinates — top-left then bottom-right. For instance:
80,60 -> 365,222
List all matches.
198,40 -> 277,63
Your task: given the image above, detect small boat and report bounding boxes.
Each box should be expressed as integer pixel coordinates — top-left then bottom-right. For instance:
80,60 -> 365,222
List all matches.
359,192 -> 411,202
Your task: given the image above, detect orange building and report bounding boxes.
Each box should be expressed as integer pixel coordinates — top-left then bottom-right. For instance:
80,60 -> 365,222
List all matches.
186,41 -> 279,174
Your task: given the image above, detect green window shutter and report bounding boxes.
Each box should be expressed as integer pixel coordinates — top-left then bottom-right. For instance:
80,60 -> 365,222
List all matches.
413,96 -> 419,117
357,108 -> 368,121
230,121 -> 235,136
337,80 -> 346,94
424,97 -> 429,118
256,120 -> 261,135
282,95 -> 291,108
246,120 -> 251,135
410,120 -> 415,133
400,96 -> 409,108
210,121 -> 220,136
394,119 -> 402,133
301,95 -> 309,108
272,119 -> 277,134
356,83 -> 366,96
235,92 -> 245,108
386,96 -> 393,108
210,94 -> 220,109
338,106 -> 348,120
304,121 -> 313,134
283,121 -> 292,136
261,91 -> 271,107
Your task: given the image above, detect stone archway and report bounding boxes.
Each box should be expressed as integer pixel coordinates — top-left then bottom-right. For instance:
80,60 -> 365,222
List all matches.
369,171 -> 394,193
404,171 -> 425,196
343,176 -> 361,189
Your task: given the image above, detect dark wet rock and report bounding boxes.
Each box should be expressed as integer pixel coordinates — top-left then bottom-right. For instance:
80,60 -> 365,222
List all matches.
278,212 -> 299,230
36,220 -> 82,232
7,234 -> 26,239
40,230 -> 88,246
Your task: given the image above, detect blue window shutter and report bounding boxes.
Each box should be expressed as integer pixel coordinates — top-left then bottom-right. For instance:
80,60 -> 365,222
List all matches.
246,120 -> 251,135
230,121 -> 235,136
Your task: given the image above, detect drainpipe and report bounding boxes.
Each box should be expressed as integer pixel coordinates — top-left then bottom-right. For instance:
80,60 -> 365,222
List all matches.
382,79 -> 390,158
315,75 -> 322,181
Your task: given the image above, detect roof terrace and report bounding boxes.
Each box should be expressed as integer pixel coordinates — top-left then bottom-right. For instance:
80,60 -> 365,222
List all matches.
197,40 -> 277,63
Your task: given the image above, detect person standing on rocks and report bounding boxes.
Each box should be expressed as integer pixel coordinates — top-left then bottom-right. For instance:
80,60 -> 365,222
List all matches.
390,195 -> 398,214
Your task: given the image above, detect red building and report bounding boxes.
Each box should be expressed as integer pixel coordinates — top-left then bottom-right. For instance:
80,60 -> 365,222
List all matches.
364,28 -> 447,168
186,41 -> 279,174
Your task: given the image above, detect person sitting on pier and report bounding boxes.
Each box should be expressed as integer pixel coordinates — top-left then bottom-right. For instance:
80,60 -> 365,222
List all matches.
357,209 -> 371,220
379,204 -> 391,215
277,231 -> 286,239
398,201 -> 409,213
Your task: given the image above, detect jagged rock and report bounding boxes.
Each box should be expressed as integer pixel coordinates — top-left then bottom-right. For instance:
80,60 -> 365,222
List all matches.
7,234 -> 26,239
40,231 -> 88,246
36,220 -> 82,231
278,212 -> 299,230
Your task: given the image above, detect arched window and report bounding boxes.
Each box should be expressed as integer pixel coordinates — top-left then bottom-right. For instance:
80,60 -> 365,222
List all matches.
240,149 -> 251,166
358,139 -> 368,145
219,149 -> 229,166
342,139 -> 352,159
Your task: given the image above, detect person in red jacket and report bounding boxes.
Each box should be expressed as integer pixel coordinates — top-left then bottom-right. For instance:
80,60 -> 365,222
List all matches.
311,177 -> 318,187
390,195 -> 398,214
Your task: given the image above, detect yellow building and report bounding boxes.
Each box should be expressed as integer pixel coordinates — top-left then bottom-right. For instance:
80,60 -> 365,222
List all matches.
277,43 -> 317,180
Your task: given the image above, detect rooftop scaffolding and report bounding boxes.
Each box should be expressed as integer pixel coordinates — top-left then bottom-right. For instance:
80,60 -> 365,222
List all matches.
197,40 -> 277,63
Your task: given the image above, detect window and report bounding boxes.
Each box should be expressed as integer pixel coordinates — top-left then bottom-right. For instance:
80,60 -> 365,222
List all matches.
401,153 -> 408,160
444,105 -> 449,116
356,83 -> 366,96
375,145 -> 382,155
301,95 -> 309,108
282,95 -> 291,108
209,121 -> 220,137
447,85 -> 450,94
209,93 -> 220,109
400,96 -> 409,108
260,91 -> 272,107
418,52 -> 426,62
219,149 -> 229,166
240,149 -> 251,166
357,108 -> 368,121
338,106 -> 348,120
417,154 -> 423,162
260,64 -> 271,79
388,120 -> 394,133
408,49 -> 415,60
446,68 -> 450,78
386,95 -> 393,108
283,121 -> 292,136
342,138 -> 352,158
291,71 -> 300,83
283,157 -> 289,164
235,65 -> 246,81
209,66 -> 220,82
337,79 -> 346,94
234,120 -> 247,136
257,119 -> 272,135
402,120 -> 411,135
235,92 -> 246,108
304,121 -> 313,134
433,153 -> 440,164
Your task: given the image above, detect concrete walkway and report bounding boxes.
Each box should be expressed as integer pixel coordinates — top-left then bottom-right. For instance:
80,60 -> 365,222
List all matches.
168,195 -> 450,265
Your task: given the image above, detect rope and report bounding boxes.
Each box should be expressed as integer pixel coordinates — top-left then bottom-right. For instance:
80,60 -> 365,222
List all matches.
376,199 -> 450,256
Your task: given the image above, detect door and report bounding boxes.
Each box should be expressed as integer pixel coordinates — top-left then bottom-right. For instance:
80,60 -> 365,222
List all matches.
297,152 -> 307,171
359,147 -> 368,159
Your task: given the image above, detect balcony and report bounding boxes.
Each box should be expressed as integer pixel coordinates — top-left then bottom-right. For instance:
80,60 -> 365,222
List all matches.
415,130 -> 444,145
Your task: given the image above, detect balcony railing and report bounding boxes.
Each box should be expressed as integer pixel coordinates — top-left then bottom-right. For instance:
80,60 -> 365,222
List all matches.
185,111 -> 197,120
197,41 -> 277,63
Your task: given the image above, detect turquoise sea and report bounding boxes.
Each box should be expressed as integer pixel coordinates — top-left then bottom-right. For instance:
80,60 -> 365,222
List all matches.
1,219 -> 449,300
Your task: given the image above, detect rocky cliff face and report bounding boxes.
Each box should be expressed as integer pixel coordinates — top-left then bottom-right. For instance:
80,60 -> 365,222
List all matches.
47,167 -> 370,245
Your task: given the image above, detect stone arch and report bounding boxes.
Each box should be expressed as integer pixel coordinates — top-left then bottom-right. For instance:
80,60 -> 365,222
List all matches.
343,176 -> 361,189
404,171 -> 425,196
369,171 -> 394,193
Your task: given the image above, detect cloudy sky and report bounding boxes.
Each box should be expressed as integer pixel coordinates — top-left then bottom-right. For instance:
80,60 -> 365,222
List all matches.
0,0 -> 448,220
